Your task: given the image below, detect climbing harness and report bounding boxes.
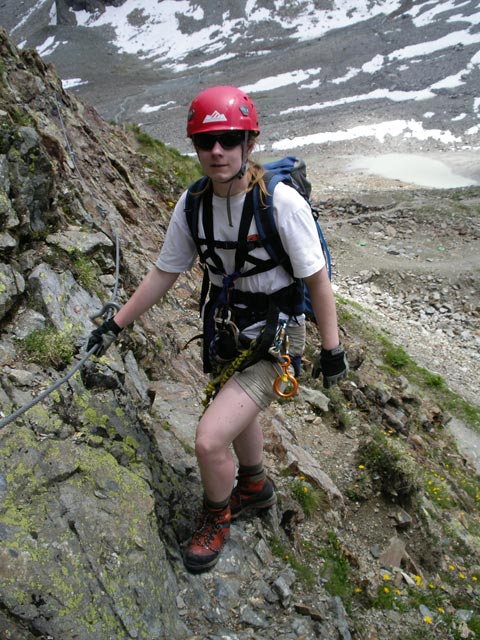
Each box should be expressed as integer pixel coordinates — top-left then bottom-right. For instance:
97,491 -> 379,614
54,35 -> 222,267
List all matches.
200,317 -> 299,410
210,306 -> 240,363
202,339 -> 259,410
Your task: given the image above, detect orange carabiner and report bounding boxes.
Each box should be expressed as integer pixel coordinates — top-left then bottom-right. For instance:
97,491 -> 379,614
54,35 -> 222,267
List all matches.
273,355 -> 299,398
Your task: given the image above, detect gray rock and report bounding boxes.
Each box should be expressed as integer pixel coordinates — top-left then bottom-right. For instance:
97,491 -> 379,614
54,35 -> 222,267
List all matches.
28,262 -> 101,332
0,262 -> 25,320
299,385 -> 330,412
46,226 -> 113,254
329,596 -> 352,640
239,604 -> 270,628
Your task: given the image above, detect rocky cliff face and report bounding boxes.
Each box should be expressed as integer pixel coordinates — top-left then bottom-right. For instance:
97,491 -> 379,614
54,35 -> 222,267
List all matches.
0,27 -> 193,639
0,28 -> 479,640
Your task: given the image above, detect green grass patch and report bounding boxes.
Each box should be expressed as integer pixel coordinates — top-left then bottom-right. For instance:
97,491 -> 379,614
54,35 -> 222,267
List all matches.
372,581 -> 409,611
20,326 -> 75,368
71,251 -> 98,290
383,344 -> 411,369
336,310 -> 480,433
130,124 -> 202,196
423,371 -> 446,389
290,477 -> 324,517
268,536 -> 316,587
378,335 -> 480,432
318,532 -> 356,608
359,430 -> 420,502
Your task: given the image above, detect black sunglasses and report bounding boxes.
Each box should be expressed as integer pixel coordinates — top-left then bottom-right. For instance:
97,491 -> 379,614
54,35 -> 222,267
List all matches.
193,131 -> 245,151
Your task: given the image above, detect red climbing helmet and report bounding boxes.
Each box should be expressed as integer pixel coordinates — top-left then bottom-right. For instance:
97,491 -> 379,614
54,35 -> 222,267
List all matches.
187,86 -> 260,137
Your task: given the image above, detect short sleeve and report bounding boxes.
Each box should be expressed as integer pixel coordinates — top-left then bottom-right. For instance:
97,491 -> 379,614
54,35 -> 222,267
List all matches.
272,182 -> 326,279
156,191 -> 198,273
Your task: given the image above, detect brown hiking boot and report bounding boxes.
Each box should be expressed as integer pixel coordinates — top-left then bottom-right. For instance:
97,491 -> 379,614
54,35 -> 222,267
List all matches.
184,506 -> 231,573
230,477 -> 276,520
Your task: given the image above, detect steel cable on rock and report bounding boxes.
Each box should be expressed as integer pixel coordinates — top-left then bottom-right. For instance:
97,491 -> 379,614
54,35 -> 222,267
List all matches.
0,96 -> 123,429
0,346 -> 98,430
0,230 -> 121,430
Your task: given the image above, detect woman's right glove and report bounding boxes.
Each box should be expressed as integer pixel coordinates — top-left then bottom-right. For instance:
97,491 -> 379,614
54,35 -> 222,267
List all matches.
312,343 -> 349,388
86,318 -> 122,357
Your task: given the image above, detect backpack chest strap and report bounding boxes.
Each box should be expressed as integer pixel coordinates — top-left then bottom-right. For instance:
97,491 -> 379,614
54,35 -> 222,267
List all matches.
200,186 -> 277,278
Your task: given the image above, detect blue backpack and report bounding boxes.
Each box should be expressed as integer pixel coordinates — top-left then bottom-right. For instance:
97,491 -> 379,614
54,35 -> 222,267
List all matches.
254,156 -> 332,319
185,155 -> 332,321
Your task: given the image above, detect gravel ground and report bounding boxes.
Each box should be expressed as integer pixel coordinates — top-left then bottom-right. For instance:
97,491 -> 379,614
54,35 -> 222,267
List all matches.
302,150 -> 480,408
294,152 -> 480,470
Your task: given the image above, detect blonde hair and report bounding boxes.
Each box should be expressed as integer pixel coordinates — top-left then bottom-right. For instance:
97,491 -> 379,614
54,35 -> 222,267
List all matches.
246,160 -> 268,203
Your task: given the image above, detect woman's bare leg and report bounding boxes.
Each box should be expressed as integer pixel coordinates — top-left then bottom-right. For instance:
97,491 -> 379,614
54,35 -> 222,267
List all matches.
232,415 -> 263,466
195,377 -> 262,502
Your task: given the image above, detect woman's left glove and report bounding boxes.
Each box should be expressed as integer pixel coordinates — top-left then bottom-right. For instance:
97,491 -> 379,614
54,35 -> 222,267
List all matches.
312,343 -> 349,388
86,318 -> 122,357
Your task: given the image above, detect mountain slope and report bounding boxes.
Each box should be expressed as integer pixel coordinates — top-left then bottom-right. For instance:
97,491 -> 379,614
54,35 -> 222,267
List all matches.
2,0 -> 480,159
0,25 -> 479,640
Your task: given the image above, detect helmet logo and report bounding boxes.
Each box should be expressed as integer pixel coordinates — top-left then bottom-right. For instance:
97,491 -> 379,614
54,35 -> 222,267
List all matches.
203,110 -> 228,124
239,105 -> 249,116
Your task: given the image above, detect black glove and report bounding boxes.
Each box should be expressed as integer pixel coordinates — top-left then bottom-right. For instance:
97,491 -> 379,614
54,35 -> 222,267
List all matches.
87,317 -> 122,357
312,343 -> 348,388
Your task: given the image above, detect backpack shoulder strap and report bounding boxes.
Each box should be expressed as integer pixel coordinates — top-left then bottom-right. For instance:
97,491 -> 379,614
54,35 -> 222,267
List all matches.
185,177 -> 226,275
184,176 -> 209,246
253,176 -> 293,276
255,174 -> 332,281
184,176 -> 215,315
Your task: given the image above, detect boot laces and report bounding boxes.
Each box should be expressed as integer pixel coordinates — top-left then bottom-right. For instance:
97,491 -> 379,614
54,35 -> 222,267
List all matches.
191,510 -> 223,546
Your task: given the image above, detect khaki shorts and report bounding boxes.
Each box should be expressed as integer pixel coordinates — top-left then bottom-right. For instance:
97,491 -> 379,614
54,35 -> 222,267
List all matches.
233,322 -> 306,409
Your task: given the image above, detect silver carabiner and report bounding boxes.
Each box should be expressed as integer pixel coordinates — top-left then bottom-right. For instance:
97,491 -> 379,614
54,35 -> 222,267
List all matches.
90,301 -> 120,324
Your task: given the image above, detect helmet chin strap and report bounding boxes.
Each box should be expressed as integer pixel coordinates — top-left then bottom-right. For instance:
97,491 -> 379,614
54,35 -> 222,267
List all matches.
236,131 -> 250,179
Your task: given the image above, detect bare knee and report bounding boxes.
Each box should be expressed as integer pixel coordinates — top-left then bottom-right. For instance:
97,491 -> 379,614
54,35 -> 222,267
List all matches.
195,433 -> 227,465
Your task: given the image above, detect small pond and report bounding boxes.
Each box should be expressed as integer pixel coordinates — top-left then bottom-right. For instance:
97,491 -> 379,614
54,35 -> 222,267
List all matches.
349,153 -> 479,188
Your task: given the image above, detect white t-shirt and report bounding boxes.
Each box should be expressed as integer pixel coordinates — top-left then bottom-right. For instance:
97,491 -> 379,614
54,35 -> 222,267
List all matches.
156,181 -> 326,293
